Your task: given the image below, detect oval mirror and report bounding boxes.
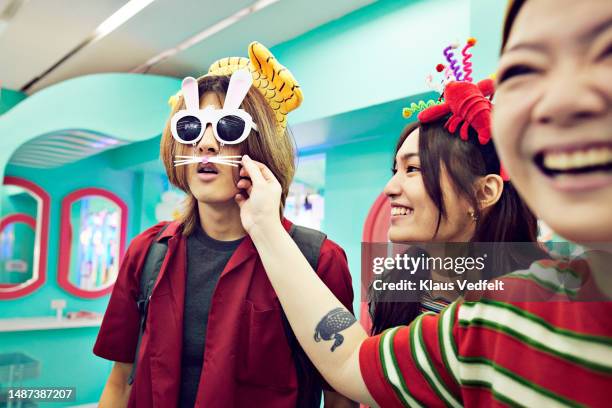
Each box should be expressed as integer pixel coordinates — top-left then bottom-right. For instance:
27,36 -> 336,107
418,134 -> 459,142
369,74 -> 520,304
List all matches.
0,177 -> 50,299
58,188 -> 127,298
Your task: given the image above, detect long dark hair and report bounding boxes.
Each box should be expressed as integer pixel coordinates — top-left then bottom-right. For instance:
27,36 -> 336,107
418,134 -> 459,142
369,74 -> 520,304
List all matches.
415,118 -> 539,243
369,118 -> 546,335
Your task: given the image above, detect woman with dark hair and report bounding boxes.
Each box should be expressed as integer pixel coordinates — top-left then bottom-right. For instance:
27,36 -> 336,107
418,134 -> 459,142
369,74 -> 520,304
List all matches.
369,113 -> 546,335
235,0 -> 612,406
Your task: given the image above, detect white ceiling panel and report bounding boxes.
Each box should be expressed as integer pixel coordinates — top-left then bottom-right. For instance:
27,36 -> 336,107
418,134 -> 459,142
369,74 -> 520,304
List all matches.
0,0 -> 127,89
28,0 -> 256,92
148,0 -> 376,79
0,0 -> 374,94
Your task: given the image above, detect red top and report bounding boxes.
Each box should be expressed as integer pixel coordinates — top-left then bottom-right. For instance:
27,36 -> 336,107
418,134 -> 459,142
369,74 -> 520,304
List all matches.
359,260 -> 612,407
94,219 -> 354,407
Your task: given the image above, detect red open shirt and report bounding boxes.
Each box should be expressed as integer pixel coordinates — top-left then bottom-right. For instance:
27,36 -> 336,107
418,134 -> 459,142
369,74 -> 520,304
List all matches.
94,219 -> 354,407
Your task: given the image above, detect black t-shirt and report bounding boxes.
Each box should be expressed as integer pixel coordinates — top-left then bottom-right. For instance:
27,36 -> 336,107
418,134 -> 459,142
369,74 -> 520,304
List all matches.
179,226 -> 243,408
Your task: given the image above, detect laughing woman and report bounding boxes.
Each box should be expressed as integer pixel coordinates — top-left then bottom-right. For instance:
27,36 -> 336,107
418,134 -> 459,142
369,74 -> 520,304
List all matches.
235,1 -> 612,406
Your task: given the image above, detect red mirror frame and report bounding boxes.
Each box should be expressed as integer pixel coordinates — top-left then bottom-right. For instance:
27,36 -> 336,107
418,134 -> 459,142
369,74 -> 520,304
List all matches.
57,188 -> 128,298
0,176 -> 50,299
359,192 -> 391,333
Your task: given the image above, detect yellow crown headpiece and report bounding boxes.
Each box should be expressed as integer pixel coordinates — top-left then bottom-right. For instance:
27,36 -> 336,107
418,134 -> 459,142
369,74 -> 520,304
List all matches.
169,41 -> 302,132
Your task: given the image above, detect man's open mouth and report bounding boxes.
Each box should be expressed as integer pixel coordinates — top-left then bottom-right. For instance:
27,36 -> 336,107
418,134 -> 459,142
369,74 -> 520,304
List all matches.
197,162 -> 219,174
534,143 -> 612,176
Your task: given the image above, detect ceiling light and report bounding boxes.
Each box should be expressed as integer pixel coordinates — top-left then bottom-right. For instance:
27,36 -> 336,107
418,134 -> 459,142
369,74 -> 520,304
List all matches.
94,0 -> 155,41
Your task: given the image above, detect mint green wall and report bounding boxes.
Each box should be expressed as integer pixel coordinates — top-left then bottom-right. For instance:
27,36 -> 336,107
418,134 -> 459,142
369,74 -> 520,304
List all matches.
272,0 -> 471,124
0,88 -> 27,115
2,157 -> 139,317
2,191 -> 37,218
138,170 -> 170,229
469,0 -> 506,80
322,134 -> 397,312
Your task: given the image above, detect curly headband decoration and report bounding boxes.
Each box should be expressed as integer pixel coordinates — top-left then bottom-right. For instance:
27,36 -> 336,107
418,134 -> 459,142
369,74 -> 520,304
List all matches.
461,37 -> 477,82
169,41 -> 302,132
405,37 -> 486,120
402,100 -> 442,118
443,44 -> 463,81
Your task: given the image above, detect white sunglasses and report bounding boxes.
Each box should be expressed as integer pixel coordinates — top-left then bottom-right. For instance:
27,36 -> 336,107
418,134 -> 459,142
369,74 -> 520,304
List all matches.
170,69 -> 258,146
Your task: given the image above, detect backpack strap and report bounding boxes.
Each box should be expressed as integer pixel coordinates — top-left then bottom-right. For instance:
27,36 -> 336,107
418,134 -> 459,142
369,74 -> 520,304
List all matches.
289,225 -> 327,267
285,224 -> 327,407
127,223 -> 171,385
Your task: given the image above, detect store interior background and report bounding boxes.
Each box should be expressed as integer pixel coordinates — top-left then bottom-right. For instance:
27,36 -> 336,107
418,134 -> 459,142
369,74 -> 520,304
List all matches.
0,0 -> 518,405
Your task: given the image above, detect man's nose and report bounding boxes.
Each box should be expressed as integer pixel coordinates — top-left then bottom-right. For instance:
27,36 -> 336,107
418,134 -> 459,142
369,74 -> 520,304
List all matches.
196,124 -> 219,154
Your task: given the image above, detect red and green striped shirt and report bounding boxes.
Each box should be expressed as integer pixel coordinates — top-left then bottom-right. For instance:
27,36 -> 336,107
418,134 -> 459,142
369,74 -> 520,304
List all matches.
359,260 -> 612,407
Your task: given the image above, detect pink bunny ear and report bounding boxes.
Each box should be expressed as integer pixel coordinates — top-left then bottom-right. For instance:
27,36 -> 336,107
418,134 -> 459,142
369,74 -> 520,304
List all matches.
182,77 -> 200,111
224,69 -> 253,110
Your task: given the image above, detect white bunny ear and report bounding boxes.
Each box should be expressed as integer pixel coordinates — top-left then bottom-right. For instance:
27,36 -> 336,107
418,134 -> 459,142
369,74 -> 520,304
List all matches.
224,69 -> 252,110
181,77 -> 200,111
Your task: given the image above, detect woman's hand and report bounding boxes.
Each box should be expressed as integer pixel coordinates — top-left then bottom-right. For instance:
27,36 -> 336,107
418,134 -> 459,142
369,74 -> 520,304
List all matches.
235,155 -> 283,235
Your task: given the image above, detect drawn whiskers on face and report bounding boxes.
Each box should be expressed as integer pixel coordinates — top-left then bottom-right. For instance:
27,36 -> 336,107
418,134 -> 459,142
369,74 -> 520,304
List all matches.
173,155 -> 242,168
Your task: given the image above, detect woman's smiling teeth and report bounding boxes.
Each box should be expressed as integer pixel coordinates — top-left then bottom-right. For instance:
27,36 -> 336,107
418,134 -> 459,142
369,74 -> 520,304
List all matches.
391,206 -> 413,216
536,145 -> 612,176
